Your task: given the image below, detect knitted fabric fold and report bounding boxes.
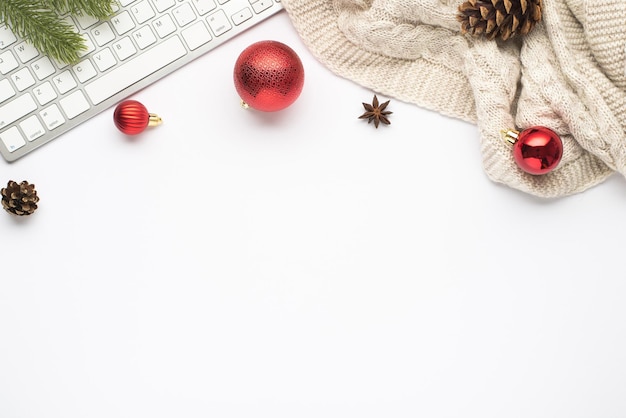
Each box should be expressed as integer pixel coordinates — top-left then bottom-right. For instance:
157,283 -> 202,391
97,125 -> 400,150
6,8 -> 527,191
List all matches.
282,0 -> 622,197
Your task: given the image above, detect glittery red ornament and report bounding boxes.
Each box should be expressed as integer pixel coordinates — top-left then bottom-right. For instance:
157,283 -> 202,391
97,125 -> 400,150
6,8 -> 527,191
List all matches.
233,40 -> 304,112
113,100 -> 162,135
503,126 -> 563,175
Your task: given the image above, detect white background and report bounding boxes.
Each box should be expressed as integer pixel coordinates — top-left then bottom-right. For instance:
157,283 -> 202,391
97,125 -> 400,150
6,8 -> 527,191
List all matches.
2,10 -> 626,418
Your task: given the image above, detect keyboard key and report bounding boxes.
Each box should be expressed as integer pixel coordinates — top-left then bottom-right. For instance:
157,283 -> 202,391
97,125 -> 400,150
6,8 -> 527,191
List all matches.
33,82 -> 57,106
79,33 -> 96,57
74,13 -> 100,30
61,16 -> 80,33
31,56 -> 56,80
0,127 -> 26,152
0,79 -> 15,103
193,0 -> 217,15
173,3 -> 197,27
250,0 -> 272,13
231,8 -> 252,25
119,0 -> 136,6
182,21 -> 212,50
208,10 -> 232,35
111,11 -> 136,35
11,68 -> 36,91
153,14 -> 177,38
132,26 -> 157,49
73,59 -> 98,83
0,50 -> 19,74
93,48 -> 117,72
52,70 -> 78,94
131,1 -> 156,24
92,22 -> 116,46
40,104 -> 66,130
112,37 -> 137,60
152,0 -> 176,13
60,91 -> 90,119
0,25 -> 17,49
14,41 -> 39,63
0,94 -> 37,129
20,115 -> 45,141
85,35 -> 186,105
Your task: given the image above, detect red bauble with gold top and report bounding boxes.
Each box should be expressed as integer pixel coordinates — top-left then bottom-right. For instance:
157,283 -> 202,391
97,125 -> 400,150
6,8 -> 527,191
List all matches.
114,100 -> 162,135
512,126 -> 563,175
503,126 -> 563,175
233,40 -> 305,112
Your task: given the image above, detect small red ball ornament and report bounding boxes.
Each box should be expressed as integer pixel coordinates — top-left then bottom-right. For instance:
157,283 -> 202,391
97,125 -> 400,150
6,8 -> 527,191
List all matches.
113,100 -> 162,135
233,40 -> 304,112
503,126 -> 563,175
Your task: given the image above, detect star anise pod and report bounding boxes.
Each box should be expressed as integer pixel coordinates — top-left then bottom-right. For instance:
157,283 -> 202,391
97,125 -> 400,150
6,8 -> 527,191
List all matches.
359,95 -> 392,128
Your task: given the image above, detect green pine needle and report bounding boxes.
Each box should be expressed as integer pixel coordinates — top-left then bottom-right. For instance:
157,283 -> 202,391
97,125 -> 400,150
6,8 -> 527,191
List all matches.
0,0 -> 115,64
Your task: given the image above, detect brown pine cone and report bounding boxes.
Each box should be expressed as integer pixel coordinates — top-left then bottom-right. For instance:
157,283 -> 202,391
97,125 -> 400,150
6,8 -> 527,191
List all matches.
1,180 -> 40,216
458,0 -> 542,41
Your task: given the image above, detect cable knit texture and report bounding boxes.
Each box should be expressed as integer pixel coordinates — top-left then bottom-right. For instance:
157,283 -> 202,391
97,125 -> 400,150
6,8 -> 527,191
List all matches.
281,0 -> 625,197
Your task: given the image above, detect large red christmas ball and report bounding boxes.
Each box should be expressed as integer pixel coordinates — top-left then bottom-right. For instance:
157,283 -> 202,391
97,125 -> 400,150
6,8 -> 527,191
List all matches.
233,40 -> 304,112
513,126 -> 563,175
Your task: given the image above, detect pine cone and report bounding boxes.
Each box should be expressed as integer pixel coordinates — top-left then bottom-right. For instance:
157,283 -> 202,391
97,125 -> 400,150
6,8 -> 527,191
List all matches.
458,0 -> 542,41
1,180 -> 40,216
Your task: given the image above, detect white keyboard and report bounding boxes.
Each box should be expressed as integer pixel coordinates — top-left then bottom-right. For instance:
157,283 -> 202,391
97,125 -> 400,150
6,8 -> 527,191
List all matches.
0,0 -> 283,162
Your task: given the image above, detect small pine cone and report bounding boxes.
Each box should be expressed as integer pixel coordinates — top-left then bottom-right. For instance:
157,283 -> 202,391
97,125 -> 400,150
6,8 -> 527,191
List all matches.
1,180 -> 40,216
457,0 -> 542,41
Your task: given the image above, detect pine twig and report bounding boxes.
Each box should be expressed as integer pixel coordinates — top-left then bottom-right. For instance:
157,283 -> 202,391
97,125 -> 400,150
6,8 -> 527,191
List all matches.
0,0 -> 115,64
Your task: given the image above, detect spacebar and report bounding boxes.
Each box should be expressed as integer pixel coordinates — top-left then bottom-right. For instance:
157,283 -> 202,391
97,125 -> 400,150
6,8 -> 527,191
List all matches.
85,36 -> 187,105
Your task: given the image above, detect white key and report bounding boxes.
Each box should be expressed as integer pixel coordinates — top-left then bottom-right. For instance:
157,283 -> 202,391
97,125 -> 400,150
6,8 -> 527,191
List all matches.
74,13 -> 100,29
231,8 -> 252,26
111,11 -> 136,35
60,90 -> 90,119
153,15 -> 177,38
0,50 -> 19,74
0,25 -> 17,49
40,104 -> 65,130
132,26 -> 157,49
119,0 -> 136,6
173,3 -> 197,27
85,36 -> 186,105
11,68 -> 36,91
52,70 -> 78,94
31,56 -> 56,80
152,0 -> 176,12
182,21 -> 212,50
14,41 -> 39,63
0,79 -> 15,103
0,94 -> 37,129
0,127 -> 26,152
92,22 -> 116,46
19,115 -> 45,141
73,59 -> 98,83
79,34 -> 96,57
33,82 -> 57,105
131,1 -> 156,24
208,10 -> 232,35
112,37 -> 137,61
251,0 -> 272,13
61,16 -> 80,33
93,48 -> 117,72
193,0 -> 217,15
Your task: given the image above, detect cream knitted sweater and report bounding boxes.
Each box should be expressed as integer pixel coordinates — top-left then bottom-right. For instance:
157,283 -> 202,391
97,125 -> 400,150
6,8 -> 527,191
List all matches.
281,0 -> 626,197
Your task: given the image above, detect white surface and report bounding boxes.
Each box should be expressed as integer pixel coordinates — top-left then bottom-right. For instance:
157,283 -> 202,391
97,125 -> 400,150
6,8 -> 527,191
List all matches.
2,11 -> 626,418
